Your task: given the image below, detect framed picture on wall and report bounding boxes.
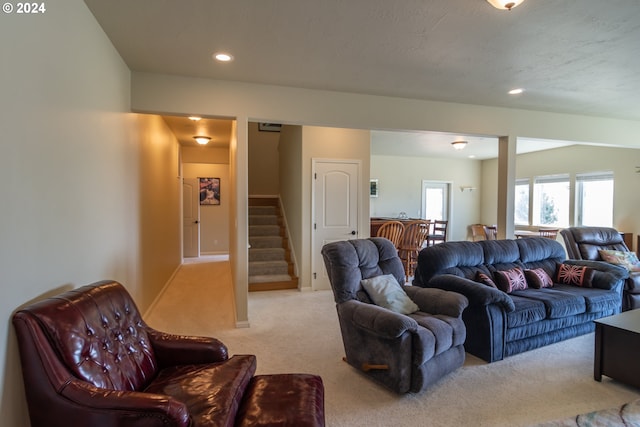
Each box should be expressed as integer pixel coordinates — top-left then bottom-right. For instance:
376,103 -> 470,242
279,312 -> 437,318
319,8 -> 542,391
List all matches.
199,177 -> 220,205
370,179 -> 379,197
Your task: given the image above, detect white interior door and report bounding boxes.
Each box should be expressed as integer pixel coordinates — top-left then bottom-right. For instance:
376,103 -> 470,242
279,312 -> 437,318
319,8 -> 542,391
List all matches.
422,181 -> 450,221
183,178 -> 200,258
313,160 -> 360,291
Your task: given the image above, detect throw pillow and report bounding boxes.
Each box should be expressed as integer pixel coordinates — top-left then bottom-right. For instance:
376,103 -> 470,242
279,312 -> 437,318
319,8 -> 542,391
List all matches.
475,271 -> 497,288
556,263 -> 594,287
599,249 -> 640,271
494,268 -> 527,293
360,274 -> 419,314
524,268 -> 554,289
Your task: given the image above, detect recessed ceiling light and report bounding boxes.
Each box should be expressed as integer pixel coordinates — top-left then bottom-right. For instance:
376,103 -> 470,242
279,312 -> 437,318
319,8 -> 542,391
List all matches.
508,88 -> 524,95
214,53 -> 233,62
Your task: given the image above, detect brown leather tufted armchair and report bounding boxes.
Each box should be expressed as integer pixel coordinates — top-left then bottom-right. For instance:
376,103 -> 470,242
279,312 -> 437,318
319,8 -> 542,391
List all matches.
13,280 -> 324,427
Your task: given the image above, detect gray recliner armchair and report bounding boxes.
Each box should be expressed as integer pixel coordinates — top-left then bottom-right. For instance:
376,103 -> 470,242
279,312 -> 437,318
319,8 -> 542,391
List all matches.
321,237 -> 468,394
561,226 -> 638,311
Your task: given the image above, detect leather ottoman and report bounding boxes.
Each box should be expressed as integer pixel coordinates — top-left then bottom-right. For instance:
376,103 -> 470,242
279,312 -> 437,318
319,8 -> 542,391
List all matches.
236,374 -> 325,427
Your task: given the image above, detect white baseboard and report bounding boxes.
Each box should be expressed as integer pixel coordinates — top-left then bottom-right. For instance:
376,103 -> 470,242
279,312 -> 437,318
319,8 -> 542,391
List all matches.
235,320 -> 251,328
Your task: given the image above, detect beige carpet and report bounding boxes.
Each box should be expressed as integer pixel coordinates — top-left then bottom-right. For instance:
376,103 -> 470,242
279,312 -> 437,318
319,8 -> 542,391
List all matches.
146,257 -> 640,427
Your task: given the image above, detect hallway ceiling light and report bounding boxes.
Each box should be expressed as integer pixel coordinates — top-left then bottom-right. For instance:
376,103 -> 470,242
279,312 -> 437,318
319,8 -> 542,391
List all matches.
214,52 -> 234,62
486,0 -> 525,10
451,140 -> 468,150
193,136 -> 211,145
188,116 -> 202,121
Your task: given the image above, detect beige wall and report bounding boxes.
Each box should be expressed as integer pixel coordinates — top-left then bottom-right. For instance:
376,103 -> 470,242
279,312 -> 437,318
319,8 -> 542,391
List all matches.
371,156 -> 482,241
302,126 -> 371,289
481,145 -> 640,246
278,125 -> 370,290
279,125 -> 304,280
248,122 -> 280,195
131,71 -> 640,328
0,3 -> 181,425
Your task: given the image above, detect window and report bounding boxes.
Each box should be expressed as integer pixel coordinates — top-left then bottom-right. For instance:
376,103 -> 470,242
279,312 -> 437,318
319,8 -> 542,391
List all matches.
514,179 -> 530,225
533,174 -> 570,227
576,172 -> 614,227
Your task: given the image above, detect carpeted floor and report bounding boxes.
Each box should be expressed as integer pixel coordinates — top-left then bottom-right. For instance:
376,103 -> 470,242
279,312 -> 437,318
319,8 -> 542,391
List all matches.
145,257 -> 640,427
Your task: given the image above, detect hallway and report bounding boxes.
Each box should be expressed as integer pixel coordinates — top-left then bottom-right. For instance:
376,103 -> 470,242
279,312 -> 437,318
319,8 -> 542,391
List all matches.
145,255 -> 236,335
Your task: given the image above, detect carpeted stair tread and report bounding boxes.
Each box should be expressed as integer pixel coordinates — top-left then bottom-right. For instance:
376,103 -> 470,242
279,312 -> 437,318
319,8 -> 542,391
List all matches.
249,215 -> 279,226
249,248 -> 285,262
249,206 -> 277,216
249,236 -> 283,248
249,260 -> 289,276
248,274 -> 293,284
249,225 -> 281,236
248,199 -> 297,291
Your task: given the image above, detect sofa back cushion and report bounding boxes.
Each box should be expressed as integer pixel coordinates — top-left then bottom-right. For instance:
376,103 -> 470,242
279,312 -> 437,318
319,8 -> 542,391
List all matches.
516,237 -> 566,278
18,281 -> 157,391
480,240 -> 523,273
322,238 -> 406,304
414,241 -> 489,285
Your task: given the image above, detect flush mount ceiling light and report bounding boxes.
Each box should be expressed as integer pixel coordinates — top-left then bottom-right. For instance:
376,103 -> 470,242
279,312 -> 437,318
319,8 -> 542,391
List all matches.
213,52 -> 233,62
486,0 -> 525,10
188,116 -> 202,121
508,88 -> 524,95
451,140 -> 468,150
193,136 -> 211,145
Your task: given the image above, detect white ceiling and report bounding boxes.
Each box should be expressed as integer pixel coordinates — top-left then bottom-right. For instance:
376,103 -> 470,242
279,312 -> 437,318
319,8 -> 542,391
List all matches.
85,0 -> 640,157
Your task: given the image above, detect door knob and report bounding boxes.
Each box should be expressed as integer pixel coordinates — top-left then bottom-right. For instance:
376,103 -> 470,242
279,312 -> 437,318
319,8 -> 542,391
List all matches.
351,230 -> 356,235
194,220 -> 199,224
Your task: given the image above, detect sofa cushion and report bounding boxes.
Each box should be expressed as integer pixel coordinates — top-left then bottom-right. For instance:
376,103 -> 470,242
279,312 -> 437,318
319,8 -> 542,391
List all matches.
556,263 -> 595,287
552,284 -> 620,314
475,271 -> 497,288
515,288 -> 586,319
495,268 -> 527,293
506,295 -> 547,328
361,274 -> 419,314
524,268 -> 553,289
145,354 -> 257,427
599,249 -> 640,271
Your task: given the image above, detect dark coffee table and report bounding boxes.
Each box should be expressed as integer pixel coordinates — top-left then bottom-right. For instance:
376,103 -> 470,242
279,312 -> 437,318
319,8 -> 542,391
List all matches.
594,309 -> 640,388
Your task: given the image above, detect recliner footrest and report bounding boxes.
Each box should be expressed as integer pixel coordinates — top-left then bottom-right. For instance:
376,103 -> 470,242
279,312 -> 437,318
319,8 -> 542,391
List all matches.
236,374 -> 325,427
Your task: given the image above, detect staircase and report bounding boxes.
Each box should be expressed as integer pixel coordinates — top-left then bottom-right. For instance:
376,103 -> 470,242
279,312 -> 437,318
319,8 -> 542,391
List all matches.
248,197 -> 298,291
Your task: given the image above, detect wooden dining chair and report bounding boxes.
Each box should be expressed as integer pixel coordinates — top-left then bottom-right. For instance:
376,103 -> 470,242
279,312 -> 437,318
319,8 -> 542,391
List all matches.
426,220 -> 448,246
538,228 -> 559,239
484,225 -> 498,240
376,221 -> 405,249
471,224 -> 487,241
398,220 -> 430,280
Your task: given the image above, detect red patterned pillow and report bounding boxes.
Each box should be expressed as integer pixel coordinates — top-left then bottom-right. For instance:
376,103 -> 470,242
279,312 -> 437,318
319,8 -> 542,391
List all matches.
524,268 -> 554,289
494,268 -> 527,293
475,271 -> 497,288
556,263 -> 594,288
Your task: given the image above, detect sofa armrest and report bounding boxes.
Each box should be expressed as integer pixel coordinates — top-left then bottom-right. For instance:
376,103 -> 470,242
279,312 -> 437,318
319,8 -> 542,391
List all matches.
403,286 -> 468,317
61,380 -> 190,426
146,328 -> 228,368
338,300 -> 418,339
564,259 -> 628,291
426,274 -> 515,312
